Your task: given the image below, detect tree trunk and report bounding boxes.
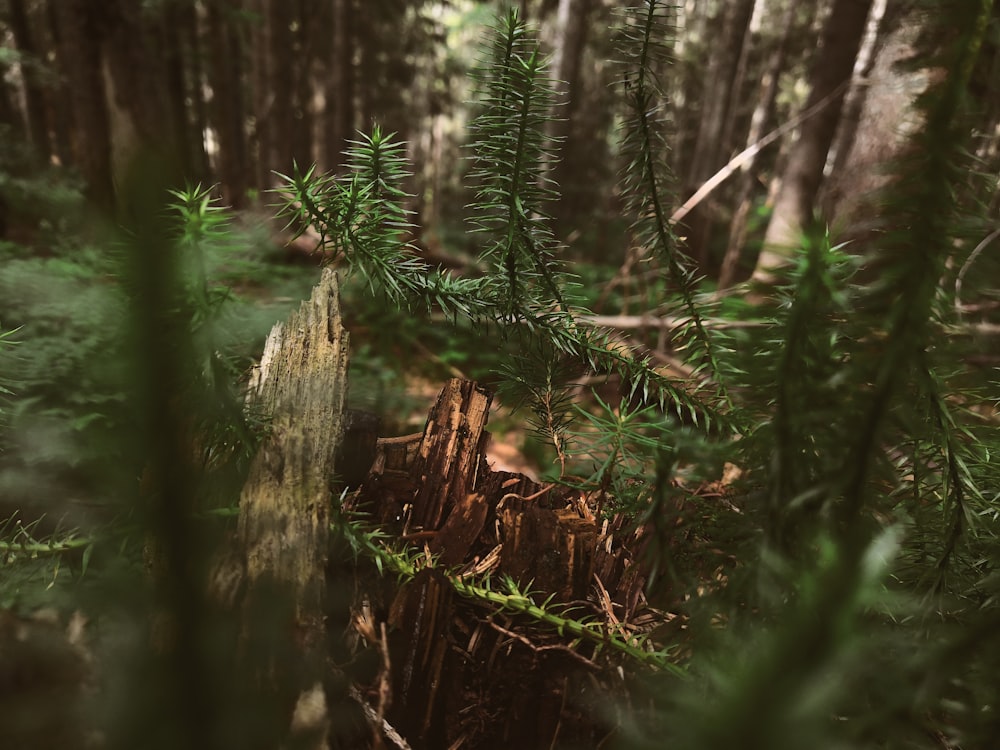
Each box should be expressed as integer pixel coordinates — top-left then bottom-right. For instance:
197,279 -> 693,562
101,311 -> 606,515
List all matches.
670,1 -> 709,183
291,0 -> 314,169
819,0 -> 890,220
52,0 -> 114,211
685,0 -> 756,190
325,0 -> 355,171
549,0 -> 594,236
719,0 -> 803,289
42,0 -> 74,167
0,68 -> 19,138
180,0 -> 211,181
822,11 -> 933,239
207,0 -> 249,208
236,267 -> 349,748
249,0 -> 271,189
268,0 -> 295,174
99,0 -> 185,201
8,0 -> 51,158
755,0 -> 874,283
161,0 -> 207,184
683,0 -> 756,268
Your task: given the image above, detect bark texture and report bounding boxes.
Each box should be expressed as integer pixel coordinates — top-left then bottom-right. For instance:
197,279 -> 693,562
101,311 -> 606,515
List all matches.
237,267 -> 350,746
351,378 -> 675,749
756,0 -> 875,281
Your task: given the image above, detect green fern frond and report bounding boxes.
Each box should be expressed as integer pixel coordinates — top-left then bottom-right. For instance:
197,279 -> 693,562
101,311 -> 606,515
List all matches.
276,128 -> 493,319
466,8 -> 570,319
767,233 -> 858,547
615,1 -> 729,402
332,507 -> 686,675
533,307 -> 734,432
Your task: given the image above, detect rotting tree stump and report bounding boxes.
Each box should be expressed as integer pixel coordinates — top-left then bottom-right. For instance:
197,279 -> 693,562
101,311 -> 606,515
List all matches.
230,267 -> 350,748
349,377 -> 663,749
221,270 -> 671,748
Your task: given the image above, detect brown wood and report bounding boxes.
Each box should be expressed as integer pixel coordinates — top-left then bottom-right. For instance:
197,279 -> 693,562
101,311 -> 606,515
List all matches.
388,568 -> 453,745
428,492 -> 489,566
409,379 -> 492,530
349,377 -> 670,748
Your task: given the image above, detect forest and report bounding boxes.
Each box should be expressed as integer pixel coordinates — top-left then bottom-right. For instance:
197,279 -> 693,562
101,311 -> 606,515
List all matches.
1,0 -> 999,748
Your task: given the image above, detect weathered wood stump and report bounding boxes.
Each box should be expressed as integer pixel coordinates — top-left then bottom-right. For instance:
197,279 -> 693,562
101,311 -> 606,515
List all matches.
221,272 -> 664,748
352,377 -> 656,749
234,267 -> 349,748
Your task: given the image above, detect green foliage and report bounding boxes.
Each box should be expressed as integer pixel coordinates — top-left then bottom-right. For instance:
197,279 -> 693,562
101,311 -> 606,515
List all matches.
466,8 -> 568,319
279,8 -> 731,434
331,491 -> 686,675
277,128 -> 490,319
619,3 -> 1000,748
2,4 -> 999,748
0,176 -> 315,609
0,323 -> 19,427
616,1 -> 729,400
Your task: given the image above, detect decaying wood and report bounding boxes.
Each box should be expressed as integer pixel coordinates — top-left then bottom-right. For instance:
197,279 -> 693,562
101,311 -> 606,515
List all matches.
352,377 -> 659,749
236,267 -> 349,746
408,378 -> 492,530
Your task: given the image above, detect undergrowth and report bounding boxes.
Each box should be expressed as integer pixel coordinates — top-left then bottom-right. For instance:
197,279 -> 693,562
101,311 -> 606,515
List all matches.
0,2 -> 998,748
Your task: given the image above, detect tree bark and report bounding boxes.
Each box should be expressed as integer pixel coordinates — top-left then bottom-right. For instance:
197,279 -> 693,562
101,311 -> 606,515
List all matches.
822,11 -> 933,239
250,0 -> 272,189
549,0 -> 594,235
325,0 -> 355,172
207,0 -> 249,208
821,0 -> 890,206
237,267 -> 350,748
99,0 -> 186,202
8,0 -> 51,158
51,0 -> 114,211
291,0 -> 314,169
42,0 -> 74,167
161,0 -> 208,185
268,0 -> 295,174
683,0 -> 756,268
719,0 -> 803,289
755,0 -> 874,282
685,0 -> 756,193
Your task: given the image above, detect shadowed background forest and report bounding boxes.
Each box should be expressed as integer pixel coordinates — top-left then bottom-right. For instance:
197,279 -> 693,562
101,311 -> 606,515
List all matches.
1,1 -> 1000,749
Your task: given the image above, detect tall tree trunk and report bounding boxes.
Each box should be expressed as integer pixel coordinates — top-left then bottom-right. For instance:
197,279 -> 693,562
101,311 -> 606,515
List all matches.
755,0 -> 874,282
683,0 -> 756,268
550,0 -> 591,110
822,11 -> 933,239
269,0 -> 295,175
325,0 -> 355,172
291,0 -> 314,169
819,0 -> 890,217
100,0 -> 181,197
8,0 -> 51,158
719,0 -> 803,289
549,0 -> 594,237
670,1 -> 709,182
207,0 -> 249,208
52,0 -> 114,211
179,0 -> 211,181
43,0 -> 73,166
685,0 -> 756,191
250,0 -> 272,189
0,67 -> 19,137
162,0 -> 208,184
162,3 -> 193,178
310,0 -> 333,172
